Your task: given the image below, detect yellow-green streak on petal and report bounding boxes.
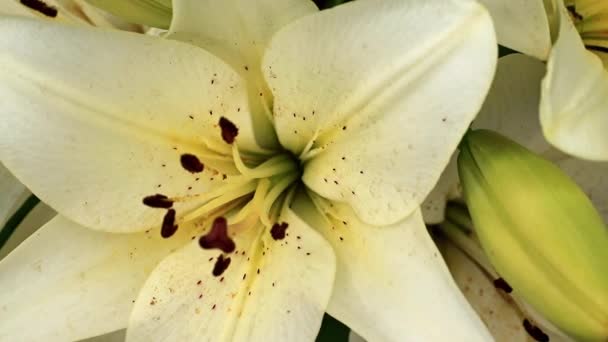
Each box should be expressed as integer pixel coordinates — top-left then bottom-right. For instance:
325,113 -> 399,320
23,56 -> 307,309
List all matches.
85,0 -> 171,28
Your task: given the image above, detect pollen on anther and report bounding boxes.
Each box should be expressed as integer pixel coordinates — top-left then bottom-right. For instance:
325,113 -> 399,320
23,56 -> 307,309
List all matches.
523,319 -> 549,342
212,255 -> 231,277
493,278 -> 512,293
180,154 -> 204,173
219,117 -> 239,144
143,194 -> 173,208
161,209 -> 178,238
20,0 -> 57,17
270,222 -> 289,240
199,217 -> 236,253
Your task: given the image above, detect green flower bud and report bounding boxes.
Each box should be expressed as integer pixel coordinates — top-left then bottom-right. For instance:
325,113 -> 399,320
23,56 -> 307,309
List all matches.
85,0 -> 172,28
458,129 -> 608,342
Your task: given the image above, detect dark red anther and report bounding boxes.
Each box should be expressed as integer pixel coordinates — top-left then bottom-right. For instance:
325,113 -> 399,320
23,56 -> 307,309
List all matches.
212,255 -> 231,277
219,117 -> 238,144
161,209 -> 178,238
199,217 -> 235,253
180,154 -> 204,173
143,194 -> 173,209
270,222 -> 289,240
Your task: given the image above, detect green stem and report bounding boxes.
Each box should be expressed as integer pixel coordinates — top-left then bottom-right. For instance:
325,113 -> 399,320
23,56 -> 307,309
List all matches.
444,203 -> 475,233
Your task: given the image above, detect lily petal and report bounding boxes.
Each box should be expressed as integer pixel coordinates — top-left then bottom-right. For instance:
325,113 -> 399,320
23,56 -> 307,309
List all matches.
168,0 -> 318,150
0,18 -> 259,232
474,54 -> 551,155
127,208 -> 335,341
0,215 -> 191,341
264,0 -> 496,226
540,1 -> 608,161
292,194 -> 492,341
437,238 -> 530,341
420,153 -> 459,224
474,0 -> 552,60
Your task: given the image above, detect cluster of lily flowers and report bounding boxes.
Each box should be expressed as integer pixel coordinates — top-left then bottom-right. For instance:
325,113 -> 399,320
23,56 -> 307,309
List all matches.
0,0 -> 606,341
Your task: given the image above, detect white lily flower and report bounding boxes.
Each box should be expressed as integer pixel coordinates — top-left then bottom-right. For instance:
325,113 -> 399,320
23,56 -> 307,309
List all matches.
473,0 -> 608,160
0,0 -> 498,341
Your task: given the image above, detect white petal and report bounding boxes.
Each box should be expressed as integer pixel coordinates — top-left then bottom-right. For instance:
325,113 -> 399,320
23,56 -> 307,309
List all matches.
0,215 -> 191,341
474,0 -> 552,60
437,238 -> 530,341
540,1 -> 608,161
168,0 -> 318,149
264,0 -> 496,225
292,195 -> 492,342
474,54 -> 551,154
0,18 -> 259,232
127,209 -> 335,342
420,153 -> 459,224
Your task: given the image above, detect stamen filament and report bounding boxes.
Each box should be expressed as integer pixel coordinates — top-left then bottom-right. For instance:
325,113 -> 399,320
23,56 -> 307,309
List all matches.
229,179 -> 271,225
169,176 -> 251,203
232,144 -> 296,179
182,180 -> 258,222
260,172 -> 300,227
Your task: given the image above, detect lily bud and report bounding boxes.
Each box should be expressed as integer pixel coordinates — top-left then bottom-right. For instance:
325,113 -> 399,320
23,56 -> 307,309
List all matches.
85,0 -> 172,28
458,129 -> 608,342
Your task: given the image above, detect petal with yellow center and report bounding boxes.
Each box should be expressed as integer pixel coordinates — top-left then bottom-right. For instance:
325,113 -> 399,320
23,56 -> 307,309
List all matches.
127,206 -> 335,342
264,0 -> 496,226
0,18 -> 262,232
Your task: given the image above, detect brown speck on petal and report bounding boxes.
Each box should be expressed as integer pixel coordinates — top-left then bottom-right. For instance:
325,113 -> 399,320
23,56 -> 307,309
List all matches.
161,209 -> 178,238
270,222 -> 289,240
523,319 -> 549,342
143,194 -> 173,208
219,117 -> 239,144
493,278 -> 512,293
199,217 -> 236,253
212,255 -> 231,277
20,0 -> 57,17
180,154 -> 204,173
